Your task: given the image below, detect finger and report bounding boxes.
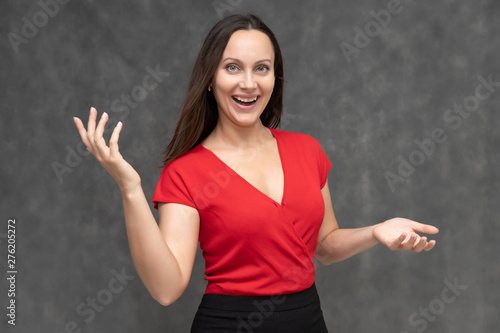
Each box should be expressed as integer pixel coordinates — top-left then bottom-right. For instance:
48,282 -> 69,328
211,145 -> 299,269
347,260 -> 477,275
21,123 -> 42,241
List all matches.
94,112 -> 110,158
411,222 -> 440,235
74,116 -> 97,155
389,232 -> 407,250
412,236 -> 427,252
399,234 -> 417,250
109,121 -> 123,158
423,240 -> 436,251
73,117 -> 92,149
408,234 -> 419,249
94,111 -> 108,140
86,107 -> 100,157
87,107 -> 97,137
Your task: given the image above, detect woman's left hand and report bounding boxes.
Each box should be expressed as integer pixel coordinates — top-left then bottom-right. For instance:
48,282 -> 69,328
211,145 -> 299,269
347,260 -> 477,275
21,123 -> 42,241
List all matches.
373,217 -> 439,252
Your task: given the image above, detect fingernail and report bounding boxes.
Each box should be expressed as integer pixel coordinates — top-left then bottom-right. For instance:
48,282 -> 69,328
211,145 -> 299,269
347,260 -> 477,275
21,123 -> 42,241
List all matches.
101,112 -> 107,119
117,121 -> 122,127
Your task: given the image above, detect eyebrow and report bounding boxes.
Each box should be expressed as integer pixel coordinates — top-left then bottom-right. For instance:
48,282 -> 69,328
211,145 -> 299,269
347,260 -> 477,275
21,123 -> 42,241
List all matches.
222,57 -> 272,64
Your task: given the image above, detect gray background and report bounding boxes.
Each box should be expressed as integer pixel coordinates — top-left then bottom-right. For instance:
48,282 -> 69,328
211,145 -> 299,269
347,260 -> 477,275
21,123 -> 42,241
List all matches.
1,0 -> 498,332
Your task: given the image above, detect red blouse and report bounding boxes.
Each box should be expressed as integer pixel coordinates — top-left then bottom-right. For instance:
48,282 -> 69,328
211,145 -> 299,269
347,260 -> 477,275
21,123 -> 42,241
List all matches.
152,127 -> 332,296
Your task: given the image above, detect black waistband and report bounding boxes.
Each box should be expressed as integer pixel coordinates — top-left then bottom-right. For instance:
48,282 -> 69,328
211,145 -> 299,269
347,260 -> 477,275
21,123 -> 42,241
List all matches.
197,282 -> 320,312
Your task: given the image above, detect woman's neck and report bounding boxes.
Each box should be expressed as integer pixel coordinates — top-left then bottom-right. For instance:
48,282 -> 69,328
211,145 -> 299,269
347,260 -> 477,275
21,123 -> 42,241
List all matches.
204,121 -> 272,151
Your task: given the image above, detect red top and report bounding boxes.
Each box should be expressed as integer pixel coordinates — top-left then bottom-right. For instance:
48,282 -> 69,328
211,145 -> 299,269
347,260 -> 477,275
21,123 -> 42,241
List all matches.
152,127 -> 332,296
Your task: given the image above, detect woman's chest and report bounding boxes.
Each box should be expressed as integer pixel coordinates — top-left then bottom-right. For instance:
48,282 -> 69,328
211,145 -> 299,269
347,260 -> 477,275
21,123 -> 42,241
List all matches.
203,141 -> 285,206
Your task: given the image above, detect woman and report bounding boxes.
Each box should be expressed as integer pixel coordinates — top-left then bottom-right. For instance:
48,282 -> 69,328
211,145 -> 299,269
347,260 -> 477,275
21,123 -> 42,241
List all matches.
73,14 -> 439,332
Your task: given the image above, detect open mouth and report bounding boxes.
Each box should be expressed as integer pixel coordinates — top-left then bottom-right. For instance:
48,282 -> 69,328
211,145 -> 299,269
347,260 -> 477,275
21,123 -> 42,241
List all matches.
232,95 -> 259,106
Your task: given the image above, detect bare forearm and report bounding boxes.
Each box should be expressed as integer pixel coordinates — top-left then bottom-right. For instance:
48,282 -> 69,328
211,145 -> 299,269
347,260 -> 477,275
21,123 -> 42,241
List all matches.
317,225 -> 380,265
121,184 -> 183,305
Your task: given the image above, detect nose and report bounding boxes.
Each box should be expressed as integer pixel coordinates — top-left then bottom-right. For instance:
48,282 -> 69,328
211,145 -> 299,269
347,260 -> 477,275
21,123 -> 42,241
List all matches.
239,70 -> 257,90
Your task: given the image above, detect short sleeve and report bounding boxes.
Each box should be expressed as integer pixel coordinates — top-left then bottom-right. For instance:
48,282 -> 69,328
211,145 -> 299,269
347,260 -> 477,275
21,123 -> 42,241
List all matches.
152,162 -> 197,210
315,140 -> 332,189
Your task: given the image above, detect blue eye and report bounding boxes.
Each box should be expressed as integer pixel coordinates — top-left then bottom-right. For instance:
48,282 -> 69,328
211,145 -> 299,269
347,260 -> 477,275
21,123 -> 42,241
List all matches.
227,64 -> 238,72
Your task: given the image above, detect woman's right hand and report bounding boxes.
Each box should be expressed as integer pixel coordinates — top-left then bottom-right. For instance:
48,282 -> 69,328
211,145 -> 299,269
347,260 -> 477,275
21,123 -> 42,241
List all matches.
73,107 -> 141,193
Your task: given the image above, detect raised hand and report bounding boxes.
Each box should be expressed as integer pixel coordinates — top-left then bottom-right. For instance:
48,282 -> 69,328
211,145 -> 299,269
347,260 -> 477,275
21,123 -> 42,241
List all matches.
373,217 -> 439,252
73,107 -> 141,193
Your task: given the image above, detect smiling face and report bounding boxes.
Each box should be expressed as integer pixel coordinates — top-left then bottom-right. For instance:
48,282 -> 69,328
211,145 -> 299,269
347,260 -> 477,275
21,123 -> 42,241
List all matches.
212,29 -> 275,129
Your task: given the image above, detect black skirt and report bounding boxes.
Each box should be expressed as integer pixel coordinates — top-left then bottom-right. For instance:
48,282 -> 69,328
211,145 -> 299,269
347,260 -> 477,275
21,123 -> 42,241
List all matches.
190,282 -> 329,332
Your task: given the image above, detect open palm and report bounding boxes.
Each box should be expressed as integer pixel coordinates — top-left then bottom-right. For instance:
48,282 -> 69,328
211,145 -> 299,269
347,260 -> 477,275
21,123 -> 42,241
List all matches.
373,217 -> 439,252
73,107 -> 141,193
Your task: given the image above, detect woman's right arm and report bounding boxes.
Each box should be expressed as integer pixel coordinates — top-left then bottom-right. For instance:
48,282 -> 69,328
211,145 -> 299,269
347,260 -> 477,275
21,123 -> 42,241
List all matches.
73,107 -> 199,306
123,187 -> 200,306
121,186 -> 199,306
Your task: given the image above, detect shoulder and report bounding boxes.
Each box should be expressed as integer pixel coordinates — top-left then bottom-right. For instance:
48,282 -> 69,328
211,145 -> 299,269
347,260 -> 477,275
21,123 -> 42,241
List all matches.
270,127 -> 322,149
160,143 -> 207,174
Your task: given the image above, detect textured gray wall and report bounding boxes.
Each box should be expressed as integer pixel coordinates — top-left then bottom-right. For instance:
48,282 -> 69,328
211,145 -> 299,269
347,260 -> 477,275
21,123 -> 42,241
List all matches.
1,0 -> 498,332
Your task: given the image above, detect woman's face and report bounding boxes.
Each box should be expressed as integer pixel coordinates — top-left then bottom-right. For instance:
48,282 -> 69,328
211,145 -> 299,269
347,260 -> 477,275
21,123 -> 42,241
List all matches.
212,29 -> 275,129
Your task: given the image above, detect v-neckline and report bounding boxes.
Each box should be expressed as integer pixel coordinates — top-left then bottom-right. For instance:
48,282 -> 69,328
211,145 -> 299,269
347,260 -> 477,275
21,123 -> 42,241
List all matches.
199,127 -> 285,207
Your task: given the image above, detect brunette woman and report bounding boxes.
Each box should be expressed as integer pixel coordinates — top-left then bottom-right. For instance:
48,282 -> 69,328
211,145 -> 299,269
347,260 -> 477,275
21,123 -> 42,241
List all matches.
73,13 -> 439,332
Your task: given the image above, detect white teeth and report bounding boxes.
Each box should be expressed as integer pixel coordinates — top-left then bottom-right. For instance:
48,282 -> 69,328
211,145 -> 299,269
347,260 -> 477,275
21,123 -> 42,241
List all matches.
234,96 -> 257,103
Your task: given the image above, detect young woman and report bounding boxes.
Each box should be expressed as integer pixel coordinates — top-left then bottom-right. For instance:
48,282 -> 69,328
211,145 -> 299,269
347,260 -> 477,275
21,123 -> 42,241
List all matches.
73,13 -> 439,332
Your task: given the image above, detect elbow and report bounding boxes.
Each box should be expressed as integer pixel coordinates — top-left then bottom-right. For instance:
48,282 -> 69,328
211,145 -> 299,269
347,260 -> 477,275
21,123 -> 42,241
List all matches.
154,292 -> 181,307
323,259 -> 335,266
315,253 -> 335,266
315,240 -> 345,266
318,247 -> 349,265
151,283 -> 186,306
315,241 -> 336,266
315,256 -> 336,266
156,297 -> 176,307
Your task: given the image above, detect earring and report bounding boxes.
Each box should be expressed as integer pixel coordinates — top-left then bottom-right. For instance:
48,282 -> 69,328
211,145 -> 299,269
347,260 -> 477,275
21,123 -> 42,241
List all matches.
208,84 -> 212,91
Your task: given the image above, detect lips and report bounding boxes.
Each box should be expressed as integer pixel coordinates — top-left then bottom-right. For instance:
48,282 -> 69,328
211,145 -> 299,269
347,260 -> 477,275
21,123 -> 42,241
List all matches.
232,95 -> 259,106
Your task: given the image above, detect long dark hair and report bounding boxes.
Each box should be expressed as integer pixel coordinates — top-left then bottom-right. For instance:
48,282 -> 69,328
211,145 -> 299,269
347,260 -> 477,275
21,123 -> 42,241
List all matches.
160,13 -> 284,167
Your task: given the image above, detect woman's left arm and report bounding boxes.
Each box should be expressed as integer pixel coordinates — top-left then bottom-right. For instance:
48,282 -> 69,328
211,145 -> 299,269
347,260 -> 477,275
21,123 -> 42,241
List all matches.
315,179 -> 439,266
